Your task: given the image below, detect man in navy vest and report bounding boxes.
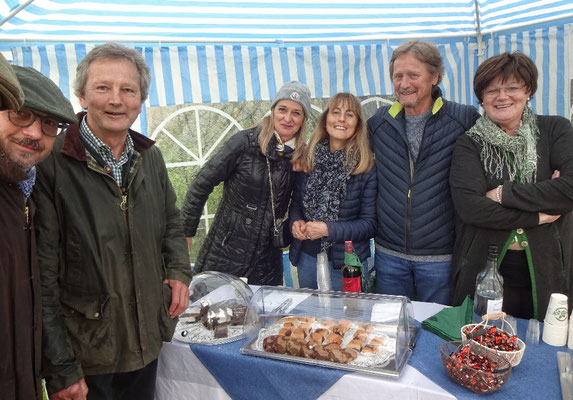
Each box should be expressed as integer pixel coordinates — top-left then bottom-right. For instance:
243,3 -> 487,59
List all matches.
368,40 -> 479,304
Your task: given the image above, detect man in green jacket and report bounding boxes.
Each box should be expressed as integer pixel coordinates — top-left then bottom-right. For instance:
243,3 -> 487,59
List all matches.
34,43 -> 192,400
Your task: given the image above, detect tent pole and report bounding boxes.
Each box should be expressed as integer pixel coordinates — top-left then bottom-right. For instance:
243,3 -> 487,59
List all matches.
474,0 -> 485,64
0,0 -> 35,28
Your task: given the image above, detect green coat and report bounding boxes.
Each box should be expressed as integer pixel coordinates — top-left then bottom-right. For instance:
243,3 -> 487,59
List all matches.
34,113 -> 192,394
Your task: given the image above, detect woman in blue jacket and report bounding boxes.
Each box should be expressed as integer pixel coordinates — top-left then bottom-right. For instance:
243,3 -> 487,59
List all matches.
289,93 -> 376,290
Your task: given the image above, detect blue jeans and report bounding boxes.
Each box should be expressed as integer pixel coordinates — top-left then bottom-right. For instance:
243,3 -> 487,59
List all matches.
375,250 -> 451,305
296,251 -> 343,291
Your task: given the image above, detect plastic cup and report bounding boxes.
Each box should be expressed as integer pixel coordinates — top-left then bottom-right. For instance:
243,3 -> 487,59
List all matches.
504,315 -> 517,335
316,252 -> 331,292
526,319 -> 540,345
545,293 -> 569,327
543,321 -> 568,347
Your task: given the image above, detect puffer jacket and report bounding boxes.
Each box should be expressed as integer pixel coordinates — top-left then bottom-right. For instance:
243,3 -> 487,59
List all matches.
181,128 -> 295,285
34,113 -> 192,394
0,156 -> 42,400
288,168 -> 377,268
367,92 -> 479,255
450,115 -> 573,320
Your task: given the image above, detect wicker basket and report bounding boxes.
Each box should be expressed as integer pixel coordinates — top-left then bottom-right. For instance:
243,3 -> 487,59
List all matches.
461,319 -> 526,367
441,341 -> 512,393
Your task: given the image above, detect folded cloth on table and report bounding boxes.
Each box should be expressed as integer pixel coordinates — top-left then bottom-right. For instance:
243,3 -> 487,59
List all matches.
191,338 -> 347,400
421,295 -> 473,341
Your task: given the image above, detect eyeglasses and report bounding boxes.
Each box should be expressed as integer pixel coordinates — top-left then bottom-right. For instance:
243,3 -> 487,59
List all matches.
8,108 -> 67,137
483,84 -> 526,98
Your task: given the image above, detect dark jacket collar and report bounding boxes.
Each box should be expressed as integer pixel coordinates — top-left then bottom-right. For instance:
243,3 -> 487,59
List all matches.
60,111 -> 155,161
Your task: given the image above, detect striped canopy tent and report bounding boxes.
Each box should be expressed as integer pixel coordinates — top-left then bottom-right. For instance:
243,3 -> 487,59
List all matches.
0,0 -> 572,134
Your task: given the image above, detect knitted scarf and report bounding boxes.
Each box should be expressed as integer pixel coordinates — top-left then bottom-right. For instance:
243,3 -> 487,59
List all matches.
303,139 -> 353,252
467,105 -> 539,183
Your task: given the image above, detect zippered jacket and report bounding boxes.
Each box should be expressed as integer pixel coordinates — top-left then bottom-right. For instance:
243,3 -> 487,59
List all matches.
181,128 -> 295,285
367,94 -> 479,255
34,112 -> 192,394
288,168 -> 377,268
450,115 -> 573,320
0,156 -> 42,400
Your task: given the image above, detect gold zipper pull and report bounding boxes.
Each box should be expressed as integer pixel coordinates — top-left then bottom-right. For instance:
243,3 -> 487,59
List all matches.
24,205 -> 30,227
120,195 -> 128,211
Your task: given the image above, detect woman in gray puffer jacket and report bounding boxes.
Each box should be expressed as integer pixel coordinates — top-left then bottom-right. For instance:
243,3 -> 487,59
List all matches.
182,81 -> 310,285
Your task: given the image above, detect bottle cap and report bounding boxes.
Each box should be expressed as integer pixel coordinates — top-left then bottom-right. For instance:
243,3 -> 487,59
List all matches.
344,240 -> 353,253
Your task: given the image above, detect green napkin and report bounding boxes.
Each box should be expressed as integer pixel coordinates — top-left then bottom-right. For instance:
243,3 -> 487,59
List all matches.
422,296 -> 474,341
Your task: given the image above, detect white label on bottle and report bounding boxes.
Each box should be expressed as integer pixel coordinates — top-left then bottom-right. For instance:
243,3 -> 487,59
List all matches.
486,299 -> 503,315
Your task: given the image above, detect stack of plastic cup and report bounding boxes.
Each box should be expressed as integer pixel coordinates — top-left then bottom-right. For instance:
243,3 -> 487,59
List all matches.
316,252 -> 331,292
542,293 -> 569,346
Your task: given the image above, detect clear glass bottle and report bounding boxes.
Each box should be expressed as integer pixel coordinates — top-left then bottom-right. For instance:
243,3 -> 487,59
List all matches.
474,245 -> 504,316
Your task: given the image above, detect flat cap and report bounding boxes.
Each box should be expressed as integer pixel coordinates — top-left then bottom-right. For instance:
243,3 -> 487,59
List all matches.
12,65 -> 77,124
0,53 -> 24,111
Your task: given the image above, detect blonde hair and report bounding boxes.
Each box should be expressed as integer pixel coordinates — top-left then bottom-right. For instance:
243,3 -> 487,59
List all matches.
304,93 -> 374,175
257,108 -> 306,164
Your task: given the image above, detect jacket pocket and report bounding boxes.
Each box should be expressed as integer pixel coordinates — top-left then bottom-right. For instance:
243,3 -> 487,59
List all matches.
60,290 -> 114,368
221,211 -> 239,247
159,283 -> 177,341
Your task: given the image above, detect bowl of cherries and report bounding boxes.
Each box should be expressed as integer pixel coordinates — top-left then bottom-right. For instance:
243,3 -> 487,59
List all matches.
441,341 -> 512,394
461,324 -> 525,367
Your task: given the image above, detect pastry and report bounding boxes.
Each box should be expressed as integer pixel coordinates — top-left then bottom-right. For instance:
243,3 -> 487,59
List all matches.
199,300 -> 247,330
313,345 -> 330,361
325,333 -> 343,345
343,348 -> 358,362
291,327 -> 307,340
286,338 -> 306,357
213,324 -> 228,338
370,336 -> 386,346
362,344 -> 379,354
274,335 -> 291,353
321,320 -> 336,330
298,323 -> 312,334
347,338 -> 364,351
308,328 -> 328,345
278,328 -> 292,336
323,343 -> 341,352
301,316 -> 316,324
333,319 -> 352,335
301,345 -> 315,358
263,335 -> 278,352
353,330 -> 368,341
281,316 -> 299,324
358,323 -> 374,333
283,322 -> 295,330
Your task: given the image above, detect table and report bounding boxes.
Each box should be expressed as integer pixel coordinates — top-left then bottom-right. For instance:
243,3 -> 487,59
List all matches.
155,301 -> 564,400
155,302 -> 449,400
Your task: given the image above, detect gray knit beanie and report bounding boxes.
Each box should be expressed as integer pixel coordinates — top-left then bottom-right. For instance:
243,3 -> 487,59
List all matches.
271,81 -> 311,118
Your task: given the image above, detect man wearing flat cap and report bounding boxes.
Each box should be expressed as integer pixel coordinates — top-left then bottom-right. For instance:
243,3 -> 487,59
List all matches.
34,42 -> 192,400
0,61 -> 77,400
